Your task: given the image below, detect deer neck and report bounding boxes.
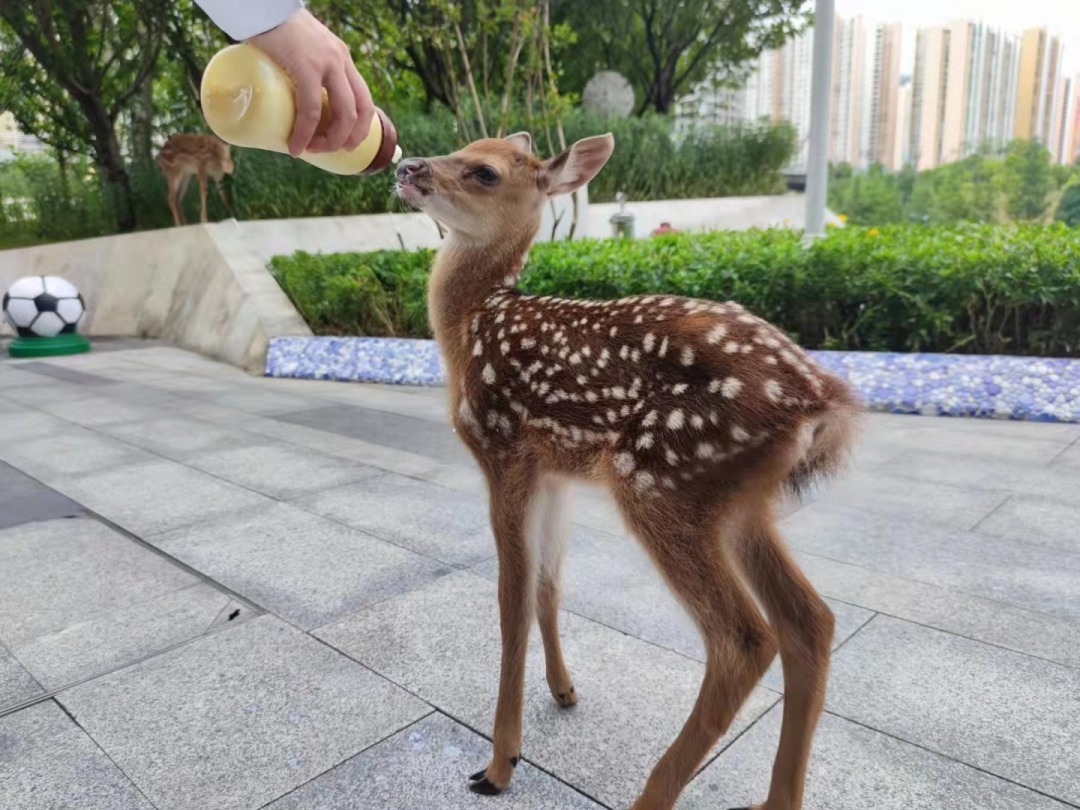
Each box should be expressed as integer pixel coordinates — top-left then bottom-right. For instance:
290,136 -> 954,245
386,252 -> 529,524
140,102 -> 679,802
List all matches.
428,229 -> 534,353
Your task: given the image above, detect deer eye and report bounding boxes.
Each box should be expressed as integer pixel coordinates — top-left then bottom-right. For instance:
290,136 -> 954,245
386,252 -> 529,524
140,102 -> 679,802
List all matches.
473,166 -> 499,186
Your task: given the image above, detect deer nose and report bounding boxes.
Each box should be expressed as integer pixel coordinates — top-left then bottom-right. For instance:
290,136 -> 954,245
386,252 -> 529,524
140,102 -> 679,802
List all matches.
396,158 -> 430,181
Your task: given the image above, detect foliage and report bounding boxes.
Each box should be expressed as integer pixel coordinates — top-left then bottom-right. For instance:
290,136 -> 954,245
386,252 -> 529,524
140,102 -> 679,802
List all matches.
1004,140 -> 1054,221
0,0 -> 170,231
553,0 -> 810,114
830,142 -> 1076,227
270,225 -> 1080,358
1057,185 -> 1080,227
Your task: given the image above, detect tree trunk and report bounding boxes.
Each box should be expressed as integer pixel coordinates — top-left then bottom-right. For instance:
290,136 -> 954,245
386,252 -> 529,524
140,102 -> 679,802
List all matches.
130,80 -> 154,167
84,102 -> 136,232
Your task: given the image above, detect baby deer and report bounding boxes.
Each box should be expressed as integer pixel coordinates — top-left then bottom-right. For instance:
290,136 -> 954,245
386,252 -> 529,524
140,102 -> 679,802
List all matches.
396,133 -> 859,810
155,133 -> 234,227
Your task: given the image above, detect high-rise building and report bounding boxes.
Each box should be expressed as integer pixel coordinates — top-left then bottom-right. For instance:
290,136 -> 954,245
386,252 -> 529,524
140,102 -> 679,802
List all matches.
895,77 -> 913,167
864,23 -> 902,169
772,28 -> 816,165
910,26 -> 948,170
1068,76 -> 1080,165
1015,28 -> 1064,144
830,16 -> 867,165
1051,76 -> 1075,164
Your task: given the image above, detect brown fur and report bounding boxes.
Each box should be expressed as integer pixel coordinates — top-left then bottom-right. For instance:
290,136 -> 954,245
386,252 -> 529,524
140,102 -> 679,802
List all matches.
396,133 -> 861,810
155,134 -> 234,227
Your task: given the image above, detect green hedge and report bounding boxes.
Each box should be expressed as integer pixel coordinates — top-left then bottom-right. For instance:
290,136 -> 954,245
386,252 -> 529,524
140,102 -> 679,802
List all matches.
270,224 -> 1080,357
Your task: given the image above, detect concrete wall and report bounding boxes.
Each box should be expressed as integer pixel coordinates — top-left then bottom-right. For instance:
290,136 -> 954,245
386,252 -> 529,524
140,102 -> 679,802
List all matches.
0,222 -> 311,373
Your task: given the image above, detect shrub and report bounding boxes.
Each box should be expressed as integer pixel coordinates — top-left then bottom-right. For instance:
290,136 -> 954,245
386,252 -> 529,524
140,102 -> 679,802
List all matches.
270,224 -> 1080,357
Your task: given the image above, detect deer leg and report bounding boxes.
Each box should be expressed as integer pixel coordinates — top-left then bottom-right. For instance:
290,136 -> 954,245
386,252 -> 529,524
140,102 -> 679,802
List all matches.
731,509 -> 835,810
533,476 -> 576,708
617,490 -> 778,810
197,170 -> 209,223
470,463 -> 539,796
216,178 -> 233,218
166,176 -> 184,227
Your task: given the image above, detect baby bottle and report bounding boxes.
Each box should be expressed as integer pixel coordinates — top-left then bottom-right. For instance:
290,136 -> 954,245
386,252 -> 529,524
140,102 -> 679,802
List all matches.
200,43 -> 400,175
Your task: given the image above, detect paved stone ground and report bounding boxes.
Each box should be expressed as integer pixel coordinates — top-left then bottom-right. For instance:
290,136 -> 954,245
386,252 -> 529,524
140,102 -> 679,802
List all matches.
2,341 -> 1079,810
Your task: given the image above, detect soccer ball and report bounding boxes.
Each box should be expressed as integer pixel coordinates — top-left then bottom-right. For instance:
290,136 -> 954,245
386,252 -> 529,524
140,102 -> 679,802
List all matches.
3,276 -> 86,338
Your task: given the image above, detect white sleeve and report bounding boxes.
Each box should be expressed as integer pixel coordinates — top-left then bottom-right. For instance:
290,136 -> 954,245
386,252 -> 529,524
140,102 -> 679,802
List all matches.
194,0 -> 305,41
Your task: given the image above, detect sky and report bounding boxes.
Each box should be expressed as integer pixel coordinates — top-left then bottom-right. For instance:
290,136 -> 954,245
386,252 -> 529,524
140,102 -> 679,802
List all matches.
834,0 -> 1080,76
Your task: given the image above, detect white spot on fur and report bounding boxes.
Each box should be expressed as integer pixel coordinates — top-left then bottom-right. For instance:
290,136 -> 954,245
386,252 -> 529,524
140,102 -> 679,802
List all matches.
631,350 -> 641,362
482,364 -> 496,385
667,410 -> 685,430
611,386 -> 626,400
672,383 -> 688,395
658,337 -> 669,357
665,448 -> 680,466
690,414 -> 704,429
620,345 -> 630,360
607,409 -> 618,423
680,347 -> 694,366
473,340 -> 483,356
765,355 -> 778,365
696,442 -> 716,459
521,337 -> 536,349
731,425 -> 750,443
500,341 -> 510,355
706,324 -> 728,344
634,471 -> 655,490
764,379 -> 783,402
495,313 -> 505,324
613,452 -> 636,476
636,433 -> 654,450
642,410 -> 658,427
569,352 -> 582,365
610,326 -> 619,337
586,390 -> 599,402
721,377 -> 743,399
643,333 -> 656,353
723,341 -> 740,354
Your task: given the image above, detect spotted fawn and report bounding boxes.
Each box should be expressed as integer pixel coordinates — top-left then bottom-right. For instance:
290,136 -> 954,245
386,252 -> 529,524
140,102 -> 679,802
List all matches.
156,133 -> 234,227
395,132 -> 860,810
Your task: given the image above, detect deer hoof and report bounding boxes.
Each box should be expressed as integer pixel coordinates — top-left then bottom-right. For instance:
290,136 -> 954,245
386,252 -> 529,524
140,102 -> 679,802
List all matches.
554,685 -> 577,708
469,775 -> 503,796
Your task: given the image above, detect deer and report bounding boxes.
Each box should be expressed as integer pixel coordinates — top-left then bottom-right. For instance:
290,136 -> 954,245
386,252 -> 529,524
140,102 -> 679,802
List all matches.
394,132 -> 860,810
155,133 -> 235,227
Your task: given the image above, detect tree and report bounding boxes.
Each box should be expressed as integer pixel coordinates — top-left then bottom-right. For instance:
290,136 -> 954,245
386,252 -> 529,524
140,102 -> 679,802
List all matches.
1057,184 -> 1080,227
553,0 -> 809,114
1004,140 -> 1053,222
0,0 -> 168,231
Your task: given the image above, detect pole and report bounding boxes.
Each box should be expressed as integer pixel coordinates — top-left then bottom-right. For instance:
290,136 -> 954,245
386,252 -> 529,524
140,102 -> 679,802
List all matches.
804,0 -> 835,241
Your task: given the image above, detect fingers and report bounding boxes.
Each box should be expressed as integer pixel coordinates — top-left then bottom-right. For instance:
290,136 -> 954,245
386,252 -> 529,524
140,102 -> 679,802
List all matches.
288,68 -> 323,157
345,65 -> 374,151
308,65 -> 356,153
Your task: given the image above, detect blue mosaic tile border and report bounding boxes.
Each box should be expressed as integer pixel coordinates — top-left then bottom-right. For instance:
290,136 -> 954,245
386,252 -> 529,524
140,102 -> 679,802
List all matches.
266,336 -> 1080,423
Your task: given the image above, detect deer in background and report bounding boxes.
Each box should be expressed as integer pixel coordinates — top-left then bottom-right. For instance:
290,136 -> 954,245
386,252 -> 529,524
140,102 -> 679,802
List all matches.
155,133 -> 234,227
395,132 -> 860,810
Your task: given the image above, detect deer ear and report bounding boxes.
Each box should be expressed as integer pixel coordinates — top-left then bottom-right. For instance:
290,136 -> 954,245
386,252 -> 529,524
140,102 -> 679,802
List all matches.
541,133 -> 614,197
505,132 -> 533,154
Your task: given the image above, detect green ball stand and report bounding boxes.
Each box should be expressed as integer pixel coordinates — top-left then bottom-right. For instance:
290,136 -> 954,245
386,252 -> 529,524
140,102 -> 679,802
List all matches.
8,333 -> 91,358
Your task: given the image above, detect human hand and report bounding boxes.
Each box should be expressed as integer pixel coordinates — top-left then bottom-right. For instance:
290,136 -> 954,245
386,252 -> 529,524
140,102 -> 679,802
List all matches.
249,9 -> 374,156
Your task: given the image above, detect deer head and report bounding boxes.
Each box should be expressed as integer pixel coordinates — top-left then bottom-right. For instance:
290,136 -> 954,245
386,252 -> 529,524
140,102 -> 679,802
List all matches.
394,132 -> 614,242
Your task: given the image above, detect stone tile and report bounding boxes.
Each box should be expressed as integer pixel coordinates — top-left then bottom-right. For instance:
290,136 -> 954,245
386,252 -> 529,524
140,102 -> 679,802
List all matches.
49,459 -> 271,536
795,551 -> 1080,670
0,409 -> 71,444
827,616 -> 1080,804
59,616 -> 430,810
316,572 -> 779,809
1,381 -> 99,406
470,527 -> 872,685
0,647 -> 42,710
296,473 -> 495,567
11,583 -> 239,691
155,502 -> 451,629
886,450 -> 1080,504
17,361 -> 119,386
975,495 -> 1080,554
96,415 -> 264,460
0,427 -> 156,481
888,423 -> 1070,463
266,713 -> 603,810
0,518 -> 196,646
815,472 -> 1008,530
678,706 -> 1072,810
40,396 -> 165,427
0,701 -> 155,810
783,503 -> 1080,621
0,462 -> 82,530
277,404 -> 473,466
184,443 -> 383,500
202,387 -> 324,416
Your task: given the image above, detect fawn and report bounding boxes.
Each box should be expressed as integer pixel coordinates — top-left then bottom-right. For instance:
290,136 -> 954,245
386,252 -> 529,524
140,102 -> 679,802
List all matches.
155,133 -> 234,227
395,133 -> 860,810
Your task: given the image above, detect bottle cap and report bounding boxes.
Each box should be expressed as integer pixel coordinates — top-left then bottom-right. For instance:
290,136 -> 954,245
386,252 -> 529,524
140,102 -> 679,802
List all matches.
359,108 -> 399,175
